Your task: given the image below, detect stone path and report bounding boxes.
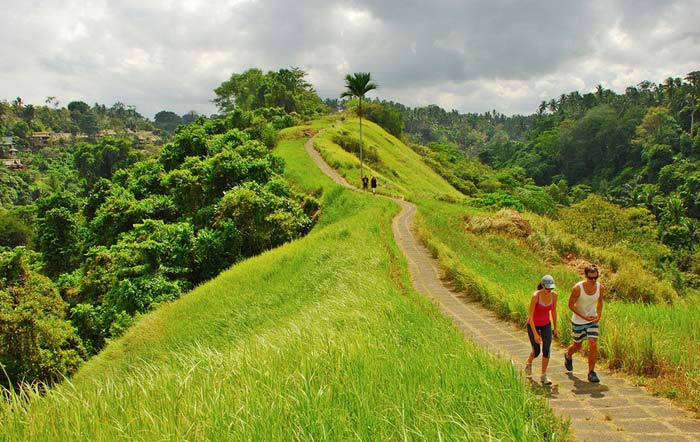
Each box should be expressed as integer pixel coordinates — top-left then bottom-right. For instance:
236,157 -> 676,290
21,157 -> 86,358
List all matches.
304,133 -> 700,441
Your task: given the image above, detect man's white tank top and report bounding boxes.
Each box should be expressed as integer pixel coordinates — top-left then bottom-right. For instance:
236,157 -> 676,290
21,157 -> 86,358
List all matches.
571,281 -> 600,325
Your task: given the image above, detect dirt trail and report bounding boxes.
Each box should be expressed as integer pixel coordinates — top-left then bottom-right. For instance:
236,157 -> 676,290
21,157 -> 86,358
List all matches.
304,133 -> 700,441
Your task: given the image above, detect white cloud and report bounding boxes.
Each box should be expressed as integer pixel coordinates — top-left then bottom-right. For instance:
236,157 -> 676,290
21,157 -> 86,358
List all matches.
0,0 -> 699,119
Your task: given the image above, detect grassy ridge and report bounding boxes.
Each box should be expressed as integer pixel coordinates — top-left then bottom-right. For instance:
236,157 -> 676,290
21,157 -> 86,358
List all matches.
314,117 -> 700,413
0,127 -> 566,440
314,118 -> 463,201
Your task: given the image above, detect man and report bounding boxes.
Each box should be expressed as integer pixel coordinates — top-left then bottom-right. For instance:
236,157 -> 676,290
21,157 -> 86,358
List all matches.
362,176 -> 369,191
564,264 -> 604,383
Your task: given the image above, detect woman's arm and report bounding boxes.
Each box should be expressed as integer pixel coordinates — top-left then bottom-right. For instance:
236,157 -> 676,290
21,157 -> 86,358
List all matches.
528,293 -> 541,343
551,293 -> 558,336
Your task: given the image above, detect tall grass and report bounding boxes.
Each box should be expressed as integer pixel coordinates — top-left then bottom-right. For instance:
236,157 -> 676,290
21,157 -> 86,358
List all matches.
0,127 -> 567,440
412,198 -> 700,413
309,118 -> 700,413
602,292 -> 700,411
312,118 -> 464,201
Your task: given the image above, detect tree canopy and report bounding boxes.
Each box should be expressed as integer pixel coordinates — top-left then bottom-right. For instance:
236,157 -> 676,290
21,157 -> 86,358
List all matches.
213,67 -> 327,116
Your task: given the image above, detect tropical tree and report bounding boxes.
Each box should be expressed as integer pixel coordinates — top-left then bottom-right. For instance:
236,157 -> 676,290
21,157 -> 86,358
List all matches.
341,72 -> 378,182
684,71 -> 700,138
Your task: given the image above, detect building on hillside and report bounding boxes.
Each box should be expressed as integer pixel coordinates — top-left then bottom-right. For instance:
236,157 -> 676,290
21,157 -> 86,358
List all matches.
30,131 -> 51,149
98,129 -> 118,139
134,130 -> 161,148
1,158 -> 24,170
1,136 -> 14,157
51,132 -> 73,144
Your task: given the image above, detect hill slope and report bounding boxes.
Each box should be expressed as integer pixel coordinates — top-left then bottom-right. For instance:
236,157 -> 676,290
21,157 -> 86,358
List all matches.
306,116 -> 700,413
0,121 -> 565,440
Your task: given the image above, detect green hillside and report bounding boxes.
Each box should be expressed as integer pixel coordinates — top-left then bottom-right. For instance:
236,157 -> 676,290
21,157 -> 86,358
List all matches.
0,122 -> 566,440
308,115 -> 699,413
313,117 -> 463,201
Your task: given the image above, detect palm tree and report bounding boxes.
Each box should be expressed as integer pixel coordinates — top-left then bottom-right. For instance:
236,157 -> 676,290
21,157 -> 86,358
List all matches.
684,71 -> 700,138
341,72 -> 377,182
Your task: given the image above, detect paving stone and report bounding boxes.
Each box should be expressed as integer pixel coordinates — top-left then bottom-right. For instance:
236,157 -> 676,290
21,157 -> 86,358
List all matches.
645,406 -> 694,419
600,406 -> 654,420
615,418 -> 676,433
573,430 -> 631,442
553,407 -> 599,421
667,418 -> 700,433
625,434 -> 694,442
632,395 -> 681,408
614,386 -> 649,396
548,399 -> 582,408
584,397 -> 633,408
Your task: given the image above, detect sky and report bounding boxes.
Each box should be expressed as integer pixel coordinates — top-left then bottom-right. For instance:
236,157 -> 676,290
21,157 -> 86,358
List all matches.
1,0 -> 699,120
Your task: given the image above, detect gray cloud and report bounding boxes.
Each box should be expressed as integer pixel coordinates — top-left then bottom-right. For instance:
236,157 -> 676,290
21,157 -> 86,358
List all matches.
1,0 -> 699,119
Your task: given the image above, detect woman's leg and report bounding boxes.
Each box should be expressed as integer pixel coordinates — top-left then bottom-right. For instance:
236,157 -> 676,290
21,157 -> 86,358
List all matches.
539,323 -> 553,375
526,323 -> 541,360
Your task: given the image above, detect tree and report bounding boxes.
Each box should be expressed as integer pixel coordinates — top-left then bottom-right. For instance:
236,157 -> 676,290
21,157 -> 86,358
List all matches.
0,248 -> 86,387
213,67 -> 324,116
362,101 -> 404,138
684,71 -> 700,138
182,110 -> 200,125
0,209 -> 34,248
74,137 -> 140,185
154,110 -> 183,134
341,72 -> 378,182
67,100 -> 98,135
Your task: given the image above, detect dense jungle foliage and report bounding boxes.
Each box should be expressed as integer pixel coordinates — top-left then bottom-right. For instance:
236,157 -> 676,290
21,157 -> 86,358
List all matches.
390,72 -> 700,281
2,67 -> 699,389
0,68 -> 324,388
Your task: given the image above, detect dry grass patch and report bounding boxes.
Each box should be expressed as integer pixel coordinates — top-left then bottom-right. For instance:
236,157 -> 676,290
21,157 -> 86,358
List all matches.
465,209 -> 533,238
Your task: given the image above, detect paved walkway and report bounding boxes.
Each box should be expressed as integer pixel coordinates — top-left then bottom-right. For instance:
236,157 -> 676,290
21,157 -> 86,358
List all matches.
304,133 -> 700,441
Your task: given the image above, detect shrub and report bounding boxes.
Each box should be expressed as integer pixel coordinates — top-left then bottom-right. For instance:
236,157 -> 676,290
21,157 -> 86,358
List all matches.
0,248 -> 86,387
607,263 -> 676,304
332,134 -> 379,163
469,192 -> 524,212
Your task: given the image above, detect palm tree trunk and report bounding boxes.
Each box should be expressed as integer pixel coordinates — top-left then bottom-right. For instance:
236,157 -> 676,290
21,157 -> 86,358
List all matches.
359,97 -> 364,181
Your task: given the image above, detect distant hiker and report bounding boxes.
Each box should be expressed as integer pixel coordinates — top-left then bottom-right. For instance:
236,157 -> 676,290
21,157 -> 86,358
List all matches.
370,175 -> 377,194
564,264 -> 604,383
362,176 -> 369,191
525,275 -> 558,385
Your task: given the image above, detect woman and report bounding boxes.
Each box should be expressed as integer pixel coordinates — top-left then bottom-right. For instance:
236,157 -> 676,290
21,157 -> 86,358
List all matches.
525,274 -> 558,385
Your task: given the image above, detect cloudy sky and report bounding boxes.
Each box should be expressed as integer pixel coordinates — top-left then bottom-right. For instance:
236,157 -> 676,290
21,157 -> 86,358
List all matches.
2,0 -> 699,120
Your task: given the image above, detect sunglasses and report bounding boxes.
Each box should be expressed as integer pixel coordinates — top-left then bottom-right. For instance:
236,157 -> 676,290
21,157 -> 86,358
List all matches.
586,275 -> 599,280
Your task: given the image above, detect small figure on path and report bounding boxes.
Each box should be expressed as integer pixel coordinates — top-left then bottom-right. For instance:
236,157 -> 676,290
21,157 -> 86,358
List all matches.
362,176 -> 369,191
370,175 -> 377,194
564,264 -> 604,383
525,275 -> 558,385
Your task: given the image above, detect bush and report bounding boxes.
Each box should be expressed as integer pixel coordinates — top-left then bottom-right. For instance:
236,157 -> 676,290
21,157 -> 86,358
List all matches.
515,185 -> 559,216
469,192 -> 524,212
332,134 -> 379,163
0,209 -> 34,248
0,248 -> 86,387
608,263 -> 676,304
104,275 -> 181,315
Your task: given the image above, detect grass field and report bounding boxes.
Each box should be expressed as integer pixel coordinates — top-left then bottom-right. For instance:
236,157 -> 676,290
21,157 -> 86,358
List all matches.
311,117 -> 700,413
0,125 -> 567,440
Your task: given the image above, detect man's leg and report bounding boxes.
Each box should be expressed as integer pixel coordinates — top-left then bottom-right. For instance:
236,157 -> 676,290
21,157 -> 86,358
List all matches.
587,337 -> 598,372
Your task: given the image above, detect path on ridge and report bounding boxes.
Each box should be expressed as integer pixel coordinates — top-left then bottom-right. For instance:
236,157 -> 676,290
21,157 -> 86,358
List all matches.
304,133 -> 700,442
